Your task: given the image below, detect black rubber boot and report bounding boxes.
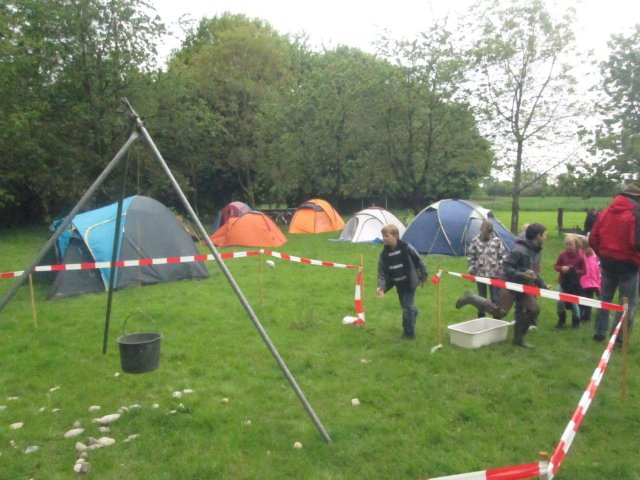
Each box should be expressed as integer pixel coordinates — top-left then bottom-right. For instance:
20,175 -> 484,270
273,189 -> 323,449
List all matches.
455,290 -> 502,317
555,312 -> 567,329
571,312 -> 581,329
513,312 -> 534,348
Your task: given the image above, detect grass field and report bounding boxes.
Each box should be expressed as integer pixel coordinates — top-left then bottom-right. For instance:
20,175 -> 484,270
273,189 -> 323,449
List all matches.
0,212 -> 638,479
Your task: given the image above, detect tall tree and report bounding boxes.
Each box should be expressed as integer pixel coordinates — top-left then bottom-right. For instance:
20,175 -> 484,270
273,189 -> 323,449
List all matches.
592,25 -> 640,182
466,0 -> 580,232
375,24 -> 493,212
0,0 -> 164,225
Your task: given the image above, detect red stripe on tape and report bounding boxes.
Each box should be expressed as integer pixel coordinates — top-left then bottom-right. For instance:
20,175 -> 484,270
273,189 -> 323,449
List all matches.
522,285 -> 541,296
1,272 -> 16,279
486,462 -> 541,480
139,258 -> 153,266
167,256 -> 181,264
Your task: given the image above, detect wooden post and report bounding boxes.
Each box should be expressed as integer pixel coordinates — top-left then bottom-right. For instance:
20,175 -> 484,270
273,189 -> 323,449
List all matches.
28,274 -> 38,327
259,252 -> 264,308
621,297 -> 629,402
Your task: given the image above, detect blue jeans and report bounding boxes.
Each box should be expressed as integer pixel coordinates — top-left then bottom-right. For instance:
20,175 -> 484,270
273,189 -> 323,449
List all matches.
396,287 -> 418,337
594,268 -> 638,339
556,284 -> 581,318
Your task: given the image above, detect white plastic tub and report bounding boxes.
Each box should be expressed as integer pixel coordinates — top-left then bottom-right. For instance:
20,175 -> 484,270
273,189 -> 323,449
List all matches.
447,317 -> 510,349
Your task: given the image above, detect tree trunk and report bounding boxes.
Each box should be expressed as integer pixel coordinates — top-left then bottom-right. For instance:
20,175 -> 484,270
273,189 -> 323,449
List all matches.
510,139 -> 524,234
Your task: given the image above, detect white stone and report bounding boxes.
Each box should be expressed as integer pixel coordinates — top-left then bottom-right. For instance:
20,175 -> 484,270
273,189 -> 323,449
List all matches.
24,445 -> 39,454
266,260 -> 275,268
96,437 -> 116,448
7,396 -> 19,401
114,372 -> 121,377
129,404 -> 141,409
73,420 -> 82,428
243,419 -> 252,426
49,386 -> 60,392
182,388 -> 194,394
151,403 -> 160,409
0,405 -> 6,411
51,408 -> 61,413
38,407 -> 45,412
221,397 -> 229,404
351,398 -> 360,406
75,442 -> 87,452
172,391 -> 183,398
10,422 -> 24,430
98,426 -> 110,433
293,441 -> 303,449
360,358 -> 370,364
92,413 -> 120,426
10,440 -> 17,448
88,405 -> 101,412
73,461 -> 91,474
75,458 -> 86,465
64,428 -> 85,439
124,434 -> 139,443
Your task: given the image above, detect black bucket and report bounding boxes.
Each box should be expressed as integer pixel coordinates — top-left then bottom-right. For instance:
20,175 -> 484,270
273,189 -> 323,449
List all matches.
117,312 -> 162,374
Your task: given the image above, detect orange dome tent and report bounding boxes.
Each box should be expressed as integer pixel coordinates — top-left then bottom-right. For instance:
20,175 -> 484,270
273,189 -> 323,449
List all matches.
289,198 -> 345,234
210,212 -> 287,248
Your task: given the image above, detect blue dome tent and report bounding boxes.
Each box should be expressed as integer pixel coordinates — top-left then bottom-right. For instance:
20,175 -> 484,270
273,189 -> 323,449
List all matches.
48,196 -> 209,299
402,199 -> 515,255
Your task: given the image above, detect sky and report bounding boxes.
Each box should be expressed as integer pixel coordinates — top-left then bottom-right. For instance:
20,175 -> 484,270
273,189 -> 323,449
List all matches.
150,0 -> 640,63
147,0 -> 639,176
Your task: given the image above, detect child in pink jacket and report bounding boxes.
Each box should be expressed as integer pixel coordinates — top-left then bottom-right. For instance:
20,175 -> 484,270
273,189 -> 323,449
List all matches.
579,236 -> 601,322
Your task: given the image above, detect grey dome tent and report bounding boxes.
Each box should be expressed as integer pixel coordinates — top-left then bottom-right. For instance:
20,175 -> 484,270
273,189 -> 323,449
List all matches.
339,207 -> 406,243
402,199 -> 515,255
48,195 -> 208,299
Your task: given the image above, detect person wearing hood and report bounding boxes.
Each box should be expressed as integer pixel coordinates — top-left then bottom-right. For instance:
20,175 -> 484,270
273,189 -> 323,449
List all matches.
455,223 -> 549,348
589,181 -> 640,345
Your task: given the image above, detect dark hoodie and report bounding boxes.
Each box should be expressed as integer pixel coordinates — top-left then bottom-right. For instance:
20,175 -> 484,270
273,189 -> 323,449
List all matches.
589,194 -> 640,270
502,235 -> 546,288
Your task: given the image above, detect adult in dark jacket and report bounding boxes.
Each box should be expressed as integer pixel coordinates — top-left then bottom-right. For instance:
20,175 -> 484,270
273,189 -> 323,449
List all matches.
589,181 -> 640,344
455,223 -> 549,348
376,224 -> 427,339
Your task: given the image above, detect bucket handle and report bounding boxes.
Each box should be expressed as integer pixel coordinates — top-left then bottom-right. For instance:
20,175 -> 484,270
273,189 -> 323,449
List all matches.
122,311 -> 158,335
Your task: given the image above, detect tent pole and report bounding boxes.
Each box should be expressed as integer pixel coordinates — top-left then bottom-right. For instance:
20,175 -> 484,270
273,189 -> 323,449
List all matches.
124,99 -> 332,443
0,130 -> 140,314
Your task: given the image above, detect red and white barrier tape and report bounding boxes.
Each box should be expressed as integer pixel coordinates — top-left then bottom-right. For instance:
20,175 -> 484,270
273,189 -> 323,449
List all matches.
0,251 -> 261,279
260,249 -> 358,269
546,313 -> 626,479
2,249 -> 364,324
429,461 -> 548,480
430,269 -> 628,480
436,270 -> 624,312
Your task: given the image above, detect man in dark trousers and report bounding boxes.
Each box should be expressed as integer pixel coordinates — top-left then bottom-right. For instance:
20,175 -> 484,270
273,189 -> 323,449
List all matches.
589,181 -> 640,345
455,223 -> 549,348
376,224 -> 427,339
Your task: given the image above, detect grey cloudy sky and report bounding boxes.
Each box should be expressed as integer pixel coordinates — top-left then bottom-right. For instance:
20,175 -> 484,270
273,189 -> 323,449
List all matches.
150,0 -> 639,62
